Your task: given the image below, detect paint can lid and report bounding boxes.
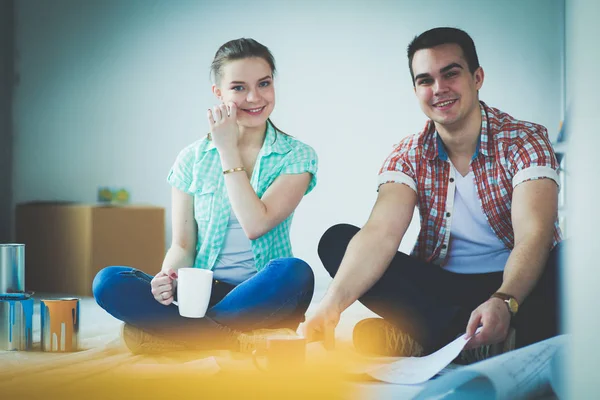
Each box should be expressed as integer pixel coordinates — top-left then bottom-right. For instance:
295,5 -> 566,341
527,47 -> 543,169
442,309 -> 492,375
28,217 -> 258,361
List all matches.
0,292 -> 33,301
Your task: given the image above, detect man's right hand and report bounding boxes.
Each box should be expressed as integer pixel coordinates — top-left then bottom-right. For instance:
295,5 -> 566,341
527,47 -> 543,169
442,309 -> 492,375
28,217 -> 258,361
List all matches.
299,302 -> 340,350
150,269 -> 178,305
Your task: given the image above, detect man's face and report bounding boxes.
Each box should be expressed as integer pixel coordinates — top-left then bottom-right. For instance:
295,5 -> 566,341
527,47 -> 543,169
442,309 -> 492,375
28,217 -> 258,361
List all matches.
411,43 -> 484,129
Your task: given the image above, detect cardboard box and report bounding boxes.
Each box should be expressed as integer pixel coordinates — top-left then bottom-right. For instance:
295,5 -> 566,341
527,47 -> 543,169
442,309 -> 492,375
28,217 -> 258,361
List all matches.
16,202 -> 165,296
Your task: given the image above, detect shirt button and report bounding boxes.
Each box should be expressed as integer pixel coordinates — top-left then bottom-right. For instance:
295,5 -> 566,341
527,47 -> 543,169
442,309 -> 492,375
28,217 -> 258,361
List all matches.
442,244 -> 447,249
449,178 -> 455,183
446,212 -> 451,217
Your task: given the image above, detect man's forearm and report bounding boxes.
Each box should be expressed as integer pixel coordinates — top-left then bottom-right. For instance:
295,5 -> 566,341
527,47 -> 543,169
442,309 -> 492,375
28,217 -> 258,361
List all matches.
498,236 -> 554,304
324,225 -> 401,313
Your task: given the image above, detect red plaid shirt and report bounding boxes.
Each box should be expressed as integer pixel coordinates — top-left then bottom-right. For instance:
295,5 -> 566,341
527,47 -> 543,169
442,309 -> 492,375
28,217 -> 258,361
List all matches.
379,102 -> 562,264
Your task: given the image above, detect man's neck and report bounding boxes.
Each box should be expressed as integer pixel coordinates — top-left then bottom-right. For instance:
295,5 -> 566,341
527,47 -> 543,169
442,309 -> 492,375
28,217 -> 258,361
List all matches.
435,106 -> 482,160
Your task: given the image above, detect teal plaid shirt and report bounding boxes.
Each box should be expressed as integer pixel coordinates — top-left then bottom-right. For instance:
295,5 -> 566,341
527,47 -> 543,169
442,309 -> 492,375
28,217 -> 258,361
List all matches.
167,122 -> 318,272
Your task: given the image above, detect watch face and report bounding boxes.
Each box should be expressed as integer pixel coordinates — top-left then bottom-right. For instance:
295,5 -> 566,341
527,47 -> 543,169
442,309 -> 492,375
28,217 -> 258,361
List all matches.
507,298 -> 519,314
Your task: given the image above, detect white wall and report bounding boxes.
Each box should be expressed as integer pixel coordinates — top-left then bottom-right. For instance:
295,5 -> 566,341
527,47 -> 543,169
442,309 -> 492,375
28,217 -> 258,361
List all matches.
13,0 -> 564,289
565,0 -> 600,397
0,0 -> 13,243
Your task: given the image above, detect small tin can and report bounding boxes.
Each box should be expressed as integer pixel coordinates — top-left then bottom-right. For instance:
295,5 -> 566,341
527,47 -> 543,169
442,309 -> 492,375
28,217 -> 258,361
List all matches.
0,244 -> 25,293
41,298 -> 80,352
0,293 -> 34,351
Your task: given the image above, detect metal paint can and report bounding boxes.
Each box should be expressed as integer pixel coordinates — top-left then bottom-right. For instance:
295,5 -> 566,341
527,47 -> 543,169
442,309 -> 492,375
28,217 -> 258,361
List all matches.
0,244 -> 25,293
41,298 -> 80,352
0,293 -> 34,351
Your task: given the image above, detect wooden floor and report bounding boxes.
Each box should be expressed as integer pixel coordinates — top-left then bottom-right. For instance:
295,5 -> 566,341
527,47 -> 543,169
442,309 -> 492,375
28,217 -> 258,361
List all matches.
0,289 -> 431,399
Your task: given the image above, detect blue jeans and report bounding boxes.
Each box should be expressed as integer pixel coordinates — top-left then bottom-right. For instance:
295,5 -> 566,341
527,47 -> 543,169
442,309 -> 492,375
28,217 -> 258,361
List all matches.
92,257 -> 314,349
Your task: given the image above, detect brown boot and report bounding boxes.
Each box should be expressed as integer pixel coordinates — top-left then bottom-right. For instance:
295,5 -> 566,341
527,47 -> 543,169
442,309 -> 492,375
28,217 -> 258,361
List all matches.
122,322 -> 299,355
352,318 -> 424,357
121,323 -> 187,355
459,327 -> 516,364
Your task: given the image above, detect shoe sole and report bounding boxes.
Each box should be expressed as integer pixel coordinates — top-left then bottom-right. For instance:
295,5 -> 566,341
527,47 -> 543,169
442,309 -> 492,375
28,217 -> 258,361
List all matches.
353,318 -> 423,357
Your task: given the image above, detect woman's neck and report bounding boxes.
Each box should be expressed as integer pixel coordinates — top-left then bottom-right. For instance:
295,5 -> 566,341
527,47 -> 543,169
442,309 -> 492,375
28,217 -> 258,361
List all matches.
238,122 -> 267,149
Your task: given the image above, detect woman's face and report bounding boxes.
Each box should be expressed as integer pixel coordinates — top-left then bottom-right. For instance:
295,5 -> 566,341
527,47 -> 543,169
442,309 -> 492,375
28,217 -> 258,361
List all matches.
213,57 -> 275,129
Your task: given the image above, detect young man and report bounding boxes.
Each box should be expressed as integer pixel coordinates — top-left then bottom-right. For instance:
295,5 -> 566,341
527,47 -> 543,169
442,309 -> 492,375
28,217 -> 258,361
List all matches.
302,27 -> 562,360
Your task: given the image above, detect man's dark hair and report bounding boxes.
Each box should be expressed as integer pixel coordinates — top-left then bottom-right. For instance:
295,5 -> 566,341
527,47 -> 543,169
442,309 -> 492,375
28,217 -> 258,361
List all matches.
407,27 -> 480,84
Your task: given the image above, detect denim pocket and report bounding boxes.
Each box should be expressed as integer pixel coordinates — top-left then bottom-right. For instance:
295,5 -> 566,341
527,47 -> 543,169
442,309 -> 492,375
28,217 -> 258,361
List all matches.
120,268 -> 153,283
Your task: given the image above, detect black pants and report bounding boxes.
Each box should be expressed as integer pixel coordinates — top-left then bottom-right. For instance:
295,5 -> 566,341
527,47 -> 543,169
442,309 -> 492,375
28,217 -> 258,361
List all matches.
318,224 -> 562,353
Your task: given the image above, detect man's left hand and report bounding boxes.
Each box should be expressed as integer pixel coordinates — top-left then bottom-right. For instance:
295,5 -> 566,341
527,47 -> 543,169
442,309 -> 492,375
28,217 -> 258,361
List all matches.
464,297 -> 511,349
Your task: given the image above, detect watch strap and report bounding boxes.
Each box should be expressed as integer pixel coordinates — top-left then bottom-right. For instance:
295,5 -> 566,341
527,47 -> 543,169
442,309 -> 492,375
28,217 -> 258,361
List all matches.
491,292 -> 518,316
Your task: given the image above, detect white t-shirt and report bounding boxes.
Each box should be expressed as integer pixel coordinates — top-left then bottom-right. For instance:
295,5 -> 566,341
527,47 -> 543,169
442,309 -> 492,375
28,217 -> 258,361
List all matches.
212,211 -> 257,285
442,165 -> 511,274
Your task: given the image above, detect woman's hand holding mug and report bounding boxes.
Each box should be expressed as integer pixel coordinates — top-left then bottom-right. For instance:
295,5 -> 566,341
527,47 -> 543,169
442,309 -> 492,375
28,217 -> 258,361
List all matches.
150,269 -> 178,305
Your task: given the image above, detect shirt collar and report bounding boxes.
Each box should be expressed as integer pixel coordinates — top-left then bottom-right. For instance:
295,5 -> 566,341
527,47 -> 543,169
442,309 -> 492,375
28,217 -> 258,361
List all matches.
424,101 -> 493,161
435,133 -> 481,162
478,101 -> 495,158
261,120 -> 292,156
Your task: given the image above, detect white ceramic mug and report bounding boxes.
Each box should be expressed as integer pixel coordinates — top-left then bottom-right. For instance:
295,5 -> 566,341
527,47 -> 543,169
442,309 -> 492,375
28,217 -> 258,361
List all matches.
176,268 -> 213,318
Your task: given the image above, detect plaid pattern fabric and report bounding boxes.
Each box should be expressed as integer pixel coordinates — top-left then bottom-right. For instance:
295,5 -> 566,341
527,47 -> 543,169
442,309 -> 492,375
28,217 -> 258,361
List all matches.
378,102 -> 562,265
167,122 -> 318,271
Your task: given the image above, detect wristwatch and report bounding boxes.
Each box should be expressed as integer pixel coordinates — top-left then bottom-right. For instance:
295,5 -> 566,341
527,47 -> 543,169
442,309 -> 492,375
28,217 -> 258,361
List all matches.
491,292 -> 519,316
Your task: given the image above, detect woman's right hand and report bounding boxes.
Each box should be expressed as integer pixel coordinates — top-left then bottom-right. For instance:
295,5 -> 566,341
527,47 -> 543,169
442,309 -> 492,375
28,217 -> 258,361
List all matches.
150,269 -> 178,305
208,102 -> 240,154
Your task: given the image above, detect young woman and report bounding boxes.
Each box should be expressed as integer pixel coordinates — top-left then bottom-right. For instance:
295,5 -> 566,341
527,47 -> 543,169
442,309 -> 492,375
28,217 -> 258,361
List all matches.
93,38 -> 318,354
